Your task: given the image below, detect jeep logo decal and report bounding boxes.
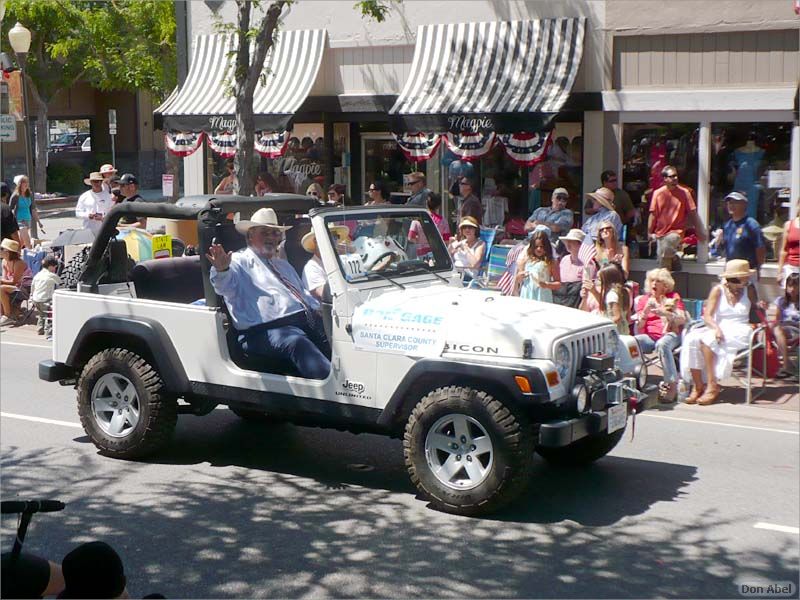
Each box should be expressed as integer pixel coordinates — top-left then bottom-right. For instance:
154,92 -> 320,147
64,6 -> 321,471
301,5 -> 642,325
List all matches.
342,379 -> 366,394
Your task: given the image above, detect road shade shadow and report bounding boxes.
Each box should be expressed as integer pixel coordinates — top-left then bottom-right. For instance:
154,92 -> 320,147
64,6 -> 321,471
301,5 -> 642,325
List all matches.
72,435 -> 91,444
497,456 -> 697,526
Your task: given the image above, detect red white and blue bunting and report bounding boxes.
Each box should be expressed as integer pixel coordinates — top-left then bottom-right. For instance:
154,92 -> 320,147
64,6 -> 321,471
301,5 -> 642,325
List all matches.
164,131 -> 205,157
392,132 -> 441,162
254,130 -> 290,158
206,131 -> 237,158
443,132 -> 496,161
498,131 -> 552,166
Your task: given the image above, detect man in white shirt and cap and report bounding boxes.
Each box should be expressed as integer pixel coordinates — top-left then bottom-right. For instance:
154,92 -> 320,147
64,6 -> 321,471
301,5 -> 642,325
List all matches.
75,172 -> 111,235
206,207 -> 330,379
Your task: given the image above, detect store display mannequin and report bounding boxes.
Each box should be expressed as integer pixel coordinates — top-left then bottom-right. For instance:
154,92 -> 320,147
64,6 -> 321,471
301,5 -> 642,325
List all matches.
733,133 -> 765,220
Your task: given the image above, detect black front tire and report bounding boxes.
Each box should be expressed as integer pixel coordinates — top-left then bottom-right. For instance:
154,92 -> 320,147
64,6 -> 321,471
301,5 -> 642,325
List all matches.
536,429 -> 625,467
403,386 -> 535,517
77,348 -> 177,459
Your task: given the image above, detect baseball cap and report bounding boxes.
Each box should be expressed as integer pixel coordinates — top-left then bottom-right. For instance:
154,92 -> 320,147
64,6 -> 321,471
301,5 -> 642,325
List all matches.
118,173 -> 137,185
552,187 -> 569,198
724,191 -> 747,203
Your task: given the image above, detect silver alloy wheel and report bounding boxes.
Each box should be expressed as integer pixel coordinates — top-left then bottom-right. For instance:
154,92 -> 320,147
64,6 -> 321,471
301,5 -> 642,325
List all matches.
91,373 -> 141,438
424,413 -> 494,490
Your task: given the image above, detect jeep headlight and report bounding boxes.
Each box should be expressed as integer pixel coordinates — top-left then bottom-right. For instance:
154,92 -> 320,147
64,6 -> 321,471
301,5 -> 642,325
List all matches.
554,344 -> 570,381
607,330 -> 620,357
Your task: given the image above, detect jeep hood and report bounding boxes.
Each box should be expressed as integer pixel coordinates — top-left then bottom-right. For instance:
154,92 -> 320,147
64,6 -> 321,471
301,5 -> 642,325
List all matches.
359,285 -> 612,359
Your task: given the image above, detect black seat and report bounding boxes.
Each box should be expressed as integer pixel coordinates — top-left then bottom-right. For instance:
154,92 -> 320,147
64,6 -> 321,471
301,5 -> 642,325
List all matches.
131,256 -> 204,304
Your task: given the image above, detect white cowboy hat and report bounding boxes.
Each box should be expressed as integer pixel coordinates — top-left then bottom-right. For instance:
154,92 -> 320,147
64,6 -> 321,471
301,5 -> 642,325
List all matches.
720,259 -> 755,281
99,164 -> 117,176
83,172 -> 104,185
234,207 -> 291,235
301,225 -> 351,253
558,228 -> 586,243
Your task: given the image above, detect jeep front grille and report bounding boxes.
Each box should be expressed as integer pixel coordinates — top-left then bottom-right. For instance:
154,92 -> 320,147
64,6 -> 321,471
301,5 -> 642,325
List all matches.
562,332 -> 607,388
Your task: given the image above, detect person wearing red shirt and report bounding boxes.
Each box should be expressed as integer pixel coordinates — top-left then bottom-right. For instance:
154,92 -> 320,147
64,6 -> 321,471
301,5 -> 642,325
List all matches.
777,198 -> 800,287
648,165 -> 706,270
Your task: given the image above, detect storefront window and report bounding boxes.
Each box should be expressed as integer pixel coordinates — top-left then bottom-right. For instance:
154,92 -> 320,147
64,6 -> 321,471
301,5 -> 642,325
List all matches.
526,122 -> 583,221
363,136 -> 430,205
622,123 -> 699,244
709,123 -> 792,261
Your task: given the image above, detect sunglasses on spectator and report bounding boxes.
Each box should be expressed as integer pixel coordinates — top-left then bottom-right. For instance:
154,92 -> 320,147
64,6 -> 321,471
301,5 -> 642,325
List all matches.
663,173 -> 678,179
368,187 -> 377,192
606,178 -> 617,183
726,277 -> 743,284
554,194 -> 568,200
599,227 -> 614,232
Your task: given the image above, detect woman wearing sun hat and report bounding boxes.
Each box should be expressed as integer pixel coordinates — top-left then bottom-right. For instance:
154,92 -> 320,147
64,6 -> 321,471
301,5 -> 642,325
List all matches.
0,238 -> 33,325
447,216 -> 485,281
678,259 -> 760,405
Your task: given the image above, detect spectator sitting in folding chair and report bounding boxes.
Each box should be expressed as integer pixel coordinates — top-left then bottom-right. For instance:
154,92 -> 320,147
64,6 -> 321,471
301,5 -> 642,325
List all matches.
0,238 -> 33,326
632,268 -> 689,403
770,272 -> 799,379
29,256 -> 61,336
447,217 -> 485,282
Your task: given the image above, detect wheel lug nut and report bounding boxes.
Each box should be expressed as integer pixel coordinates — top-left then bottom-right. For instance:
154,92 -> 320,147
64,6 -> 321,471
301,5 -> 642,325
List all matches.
451,443 -> 458,450
470,445 -> 476,451
456,454 -> 461,461
460,436 -> 467,443
466,456 -> 472,462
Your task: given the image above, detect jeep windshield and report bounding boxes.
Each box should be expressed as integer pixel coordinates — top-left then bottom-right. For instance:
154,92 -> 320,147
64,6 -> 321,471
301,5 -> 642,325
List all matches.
324,210 -> 452,282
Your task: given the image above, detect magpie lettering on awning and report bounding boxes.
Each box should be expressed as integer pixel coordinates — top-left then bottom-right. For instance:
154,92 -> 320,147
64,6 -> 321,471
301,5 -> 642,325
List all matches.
388,18 -> 585,134
154,29 -> 327,132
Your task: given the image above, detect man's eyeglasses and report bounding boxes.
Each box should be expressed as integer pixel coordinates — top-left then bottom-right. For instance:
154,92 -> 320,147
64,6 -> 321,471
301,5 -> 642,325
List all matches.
607,178 -> 618,183
409,180 -> 423,186
663,173 -> 678,179
553,195 -> 568,200
368,187 -> 377,192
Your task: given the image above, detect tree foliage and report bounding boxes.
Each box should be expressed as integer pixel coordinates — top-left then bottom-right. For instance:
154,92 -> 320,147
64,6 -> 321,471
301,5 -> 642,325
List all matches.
1,0 -> 176,191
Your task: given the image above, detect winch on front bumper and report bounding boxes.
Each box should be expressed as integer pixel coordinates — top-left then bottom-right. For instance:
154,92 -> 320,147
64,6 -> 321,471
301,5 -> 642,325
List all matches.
538,353 -> 649,448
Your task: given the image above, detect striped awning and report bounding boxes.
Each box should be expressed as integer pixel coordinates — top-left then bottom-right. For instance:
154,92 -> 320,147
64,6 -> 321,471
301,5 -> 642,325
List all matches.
155,29 -> 327,132
389,19 -> 585,133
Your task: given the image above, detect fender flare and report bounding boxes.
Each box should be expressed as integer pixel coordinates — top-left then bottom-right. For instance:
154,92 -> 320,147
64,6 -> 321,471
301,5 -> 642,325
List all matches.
66,315 -> 190,394
376,358 -> 550,429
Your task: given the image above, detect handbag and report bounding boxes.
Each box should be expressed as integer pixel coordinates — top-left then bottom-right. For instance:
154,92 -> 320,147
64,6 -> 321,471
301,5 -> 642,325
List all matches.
751,307 -> 780,378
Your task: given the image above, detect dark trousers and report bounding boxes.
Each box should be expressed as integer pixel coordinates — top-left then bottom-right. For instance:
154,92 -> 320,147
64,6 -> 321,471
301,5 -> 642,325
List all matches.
239,312 -> 331,380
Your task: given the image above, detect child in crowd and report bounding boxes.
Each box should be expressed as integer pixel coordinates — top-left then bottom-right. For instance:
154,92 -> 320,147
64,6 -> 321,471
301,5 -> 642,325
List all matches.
771,272 -> 799,378
592,263 -> 630,334
514,230 -> 560,302
30,256 -> 60,337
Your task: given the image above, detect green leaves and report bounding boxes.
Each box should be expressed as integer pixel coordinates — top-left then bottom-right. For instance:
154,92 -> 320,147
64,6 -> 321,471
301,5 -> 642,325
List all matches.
2,0 -> 176,102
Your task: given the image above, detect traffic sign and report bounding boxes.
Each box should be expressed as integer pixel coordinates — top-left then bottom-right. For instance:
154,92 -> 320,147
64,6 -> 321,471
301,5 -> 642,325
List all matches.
0,114 -> 16,141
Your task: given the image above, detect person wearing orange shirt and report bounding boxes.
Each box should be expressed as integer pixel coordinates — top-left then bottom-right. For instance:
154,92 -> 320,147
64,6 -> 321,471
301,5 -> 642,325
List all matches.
647,165 -> 706,271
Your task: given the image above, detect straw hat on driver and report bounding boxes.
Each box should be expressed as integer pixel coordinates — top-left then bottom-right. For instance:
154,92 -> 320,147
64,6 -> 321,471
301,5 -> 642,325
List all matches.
559,228 -> 586,243
83,172 -> 104,185
586,187 -> 616,212
235,207 -> 292,235
719,259 -> 755,281
1,238 -> 21,253
301,225 -> 351,253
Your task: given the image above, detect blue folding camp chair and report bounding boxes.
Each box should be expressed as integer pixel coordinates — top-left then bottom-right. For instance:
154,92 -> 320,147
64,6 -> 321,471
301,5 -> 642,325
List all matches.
465,227 -> 498,288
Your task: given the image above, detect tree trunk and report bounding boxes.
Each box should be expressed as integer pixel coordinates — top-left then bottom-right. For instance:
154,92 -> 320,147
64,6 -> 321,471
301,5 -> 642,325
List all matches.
33,99 -> 48,195
235,95 -> 256,197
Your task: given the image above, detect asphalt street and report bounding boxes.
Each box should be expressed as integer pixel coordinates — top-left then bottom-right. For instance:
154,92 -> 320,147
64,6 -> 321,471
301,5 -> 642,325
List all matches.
1,331 -> 798,599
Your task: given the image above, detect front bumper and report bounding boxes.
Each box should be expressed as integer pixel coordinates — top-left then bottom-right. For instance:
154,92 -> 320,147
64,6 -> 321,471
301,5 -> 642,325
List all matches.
39,360 -> 75,382
538,374 -> 649,448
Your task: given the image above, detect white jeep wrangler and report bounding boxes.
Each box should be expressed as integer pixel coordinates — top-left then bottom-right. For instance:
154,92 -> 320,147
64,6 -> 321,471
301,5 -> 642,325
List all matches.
40,195 -> 651,516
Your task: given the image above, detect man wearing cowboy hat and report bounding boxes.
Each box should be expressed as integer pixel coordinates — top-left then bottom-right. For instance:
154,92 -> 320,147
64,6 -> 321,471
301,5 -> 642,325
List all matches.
581,187 -> 623,245
300,225 -> 351,300
207,207 -> 331,379
75,172 -> 111,235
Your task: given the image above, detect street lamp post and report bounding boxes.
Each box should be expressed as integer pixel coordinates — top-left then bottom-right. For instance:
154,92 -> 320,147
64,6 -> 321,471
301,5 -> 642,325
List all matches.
8,22 -> 37,240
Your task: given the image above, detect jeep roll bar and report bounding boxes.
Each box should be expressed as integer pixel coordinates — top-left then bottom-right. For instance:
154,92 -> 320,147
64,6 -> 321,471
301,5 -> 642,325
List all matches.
80,194 -> 321,287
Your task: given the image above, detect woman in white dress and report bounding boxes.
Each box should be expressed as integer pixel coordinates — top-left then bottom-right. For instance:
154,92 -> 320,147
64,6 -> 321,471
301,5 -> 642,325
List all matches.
447,217 -> 485,281
679,259 -> 760,405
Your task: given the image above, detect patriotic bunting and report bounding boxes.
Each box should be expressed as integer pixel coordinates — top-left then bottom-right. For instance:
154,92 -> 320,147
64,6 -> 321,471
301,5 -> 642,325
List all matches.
498,132 -> 553,166
206,131 -> 237,158
393,133 -> 441,162
164,131 -> 205,157
443,132 -> 496,161
255,130 -> 290,158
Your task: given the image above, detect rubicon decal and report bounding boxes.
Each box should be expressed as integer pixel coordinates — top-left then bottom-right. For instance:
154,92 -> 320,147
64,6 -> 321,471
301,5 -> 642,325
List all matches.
444,343 -> 500,355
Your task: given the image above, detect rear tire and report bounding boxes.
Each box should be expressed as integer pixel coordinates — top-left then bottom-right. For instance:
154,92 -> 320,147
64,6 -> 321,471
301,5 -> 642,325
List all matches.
536,429 -> 625,467
403,386 -> 534,516
77,348 -> 177,459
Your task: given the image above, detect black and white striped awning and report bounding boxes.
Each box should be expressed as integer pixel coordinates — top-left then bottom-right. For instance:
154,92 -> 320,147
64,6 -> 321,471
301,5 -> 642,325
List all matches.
155,29 -> 327,132
389,19 -> 585,133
